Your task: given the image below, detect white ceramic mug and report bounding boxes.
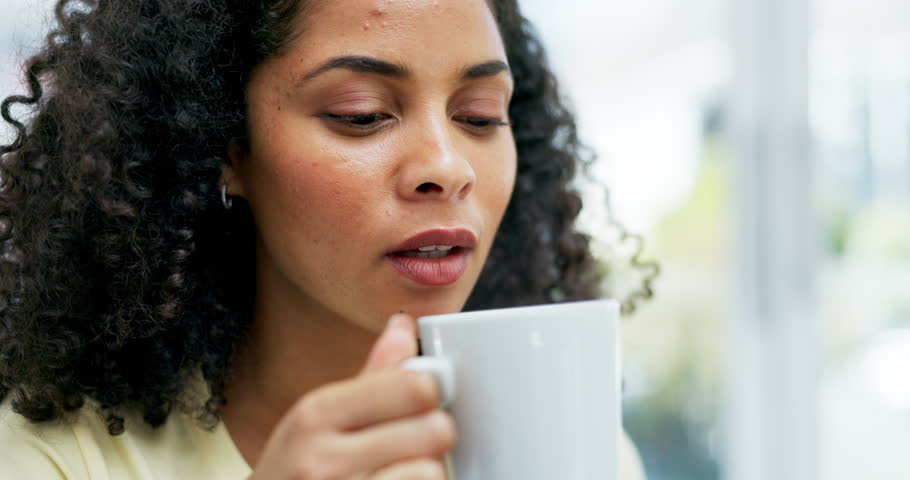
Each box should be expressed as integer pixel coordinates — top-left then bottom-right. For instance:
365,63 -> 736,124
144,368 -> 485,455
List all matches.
403,299 -> 621,480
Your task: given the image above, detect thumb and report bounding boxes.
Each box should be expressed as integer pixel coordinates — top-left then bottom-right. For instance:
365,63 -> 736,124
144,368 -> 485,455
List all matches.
361,313 -> 418,373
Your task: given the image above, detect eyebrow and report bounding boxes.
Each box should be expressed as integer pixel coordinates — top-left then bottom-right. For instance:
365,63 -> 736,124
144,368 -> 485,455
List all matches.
300,55 -> 512,82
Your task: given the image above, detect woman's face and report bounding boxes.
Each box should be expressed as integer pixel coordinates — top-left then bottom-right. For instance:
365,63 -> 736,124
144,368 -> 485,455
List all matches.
228,0 -> 516,332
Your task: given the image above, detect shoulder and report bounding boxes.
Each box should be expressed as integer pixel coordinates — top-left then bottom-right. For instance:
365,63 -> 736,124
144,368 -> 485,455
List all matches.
1,395 -> 252,480
0,396 -> 181,480
0,398 -> 94,479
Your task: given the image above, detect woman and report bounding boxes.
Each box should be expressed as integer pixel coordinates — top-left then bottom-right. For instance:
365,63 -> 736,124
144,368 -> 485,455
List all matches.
0,0 -> 647,478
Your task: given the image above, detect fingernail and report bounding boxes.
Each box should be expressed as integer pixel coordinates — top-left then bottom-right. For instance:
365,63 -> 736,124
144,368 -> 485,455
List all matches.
387,313 -> 407,329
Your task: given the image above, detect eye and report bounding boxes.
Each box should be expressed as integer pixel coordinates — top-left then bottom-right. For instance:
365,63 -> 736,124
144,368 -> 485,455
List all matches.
453,115 -> 510,133
322,113 -> 393,132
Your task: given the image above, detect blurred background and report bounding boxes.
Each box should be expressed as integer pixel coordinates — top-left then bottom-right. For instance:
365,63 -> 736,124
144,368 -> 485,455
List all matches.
519,0 -> 910,479
2,0 -> 908,479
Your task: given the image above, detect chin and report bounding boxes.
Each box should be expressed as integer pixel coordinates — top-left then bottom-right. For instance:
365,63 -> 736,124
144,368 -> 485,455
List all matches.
384,291 -> 470,322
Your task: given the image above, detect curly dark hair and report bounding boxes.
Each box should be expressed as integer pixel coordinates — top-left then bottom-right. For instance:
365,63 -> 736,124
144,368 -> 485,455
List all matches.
0,0 -> 645,435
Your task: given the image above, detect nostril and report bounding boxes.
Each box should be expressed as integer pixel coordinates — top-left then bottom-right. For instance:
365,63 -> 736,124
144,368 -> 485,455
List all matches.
416,182 -> 443,193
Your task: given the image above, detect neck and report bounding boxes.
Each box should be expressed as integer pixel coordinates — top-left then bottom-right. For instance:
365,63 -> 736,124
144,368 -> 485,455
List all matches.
220,253 -> 378,468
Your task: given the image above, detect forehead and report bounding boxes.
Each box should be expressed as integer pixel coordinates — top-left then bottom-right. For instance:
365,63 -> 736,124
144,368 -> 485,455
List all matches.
289,0 -> 506,72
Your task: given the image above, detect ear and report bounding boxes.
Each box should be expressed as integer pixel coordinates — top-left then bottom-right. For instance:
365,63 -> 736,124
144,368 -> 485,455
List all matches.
221,138 -> 248,198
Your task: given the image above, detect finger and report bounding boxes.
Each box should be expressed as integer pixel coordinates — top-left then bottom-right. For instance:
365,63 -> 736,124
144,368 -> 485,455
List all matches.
336,410 -> 457,474
370,458 -> 448,480
300,368 -> 440,431
361,313 -> 418,373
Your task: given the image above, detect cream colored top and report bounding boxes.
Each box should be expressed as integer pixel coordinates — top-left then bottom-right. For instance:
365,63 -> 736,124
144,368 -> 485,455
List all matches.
0,398 -> 251,479
0,398 -> 645,479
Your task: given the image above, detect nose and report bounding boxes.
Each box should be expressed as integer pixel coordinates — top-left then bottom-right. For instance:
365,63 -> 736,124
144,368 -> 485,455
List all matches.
396,118 -> 476,202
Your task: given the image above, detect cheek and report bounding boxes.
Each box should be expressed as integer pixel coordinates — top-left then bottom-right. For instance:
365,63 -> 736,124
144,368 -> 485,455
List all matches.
267,160 -> 376,239
479,141 -> 517,217
247,135 -> 394,255
246,113 -> 353,215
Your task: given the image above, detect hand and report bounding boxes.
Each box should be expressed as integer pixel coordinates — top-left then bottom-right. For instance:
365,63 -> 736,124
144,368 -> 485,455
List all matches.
249,314 -> 455,479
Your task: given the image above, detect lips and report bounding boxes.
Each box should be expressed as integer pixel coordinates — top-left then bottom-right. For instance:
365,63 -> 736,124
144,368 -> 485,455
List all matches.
385,228 -> 478,286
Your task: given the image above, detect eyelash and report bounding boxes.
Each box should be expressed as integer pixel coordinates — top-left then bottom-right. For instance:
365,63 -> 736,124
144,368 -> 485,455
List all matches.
322,113 -> 510,134
453,116 -> 511,130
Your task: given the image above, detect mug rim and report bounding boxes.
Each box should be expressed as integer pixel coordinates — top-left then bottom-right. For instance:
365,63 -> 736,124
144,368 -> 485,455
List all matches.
417,298 -> 619,325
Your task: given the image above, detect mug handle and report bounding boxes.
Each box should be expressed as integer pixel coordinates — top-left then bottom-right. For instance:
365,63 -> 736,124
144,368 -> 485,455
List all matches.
401,356 -> 456,408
